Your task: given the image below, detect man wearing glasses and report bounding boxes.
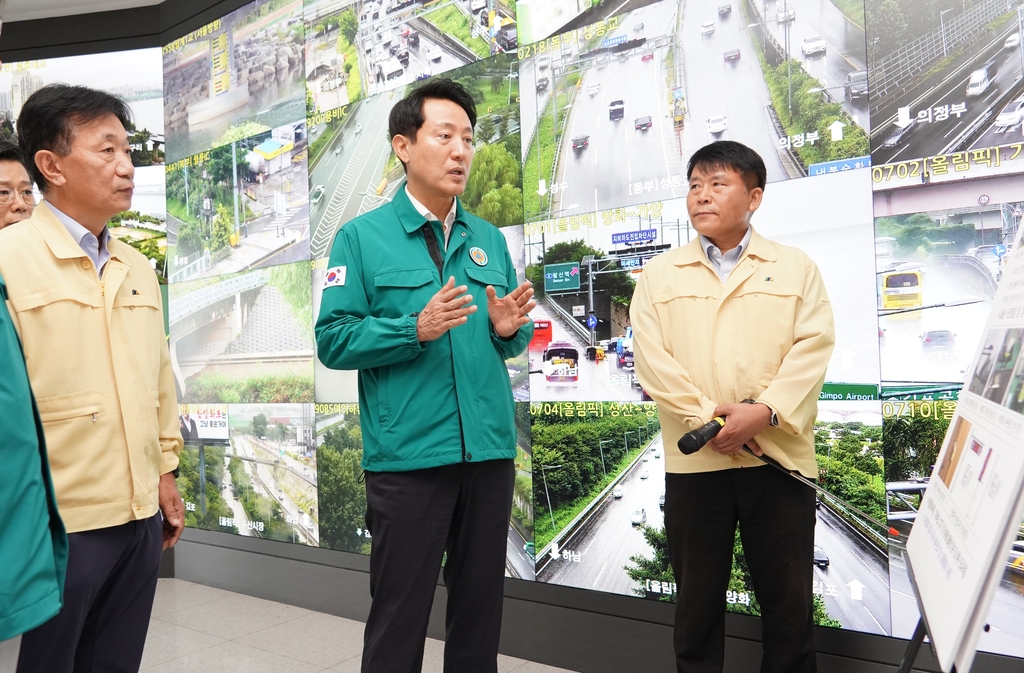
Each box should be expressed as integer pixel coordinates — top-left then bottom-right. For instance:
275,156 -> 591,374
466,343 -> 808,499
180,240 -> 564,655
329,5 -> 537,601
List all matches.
0,140 -> 35,228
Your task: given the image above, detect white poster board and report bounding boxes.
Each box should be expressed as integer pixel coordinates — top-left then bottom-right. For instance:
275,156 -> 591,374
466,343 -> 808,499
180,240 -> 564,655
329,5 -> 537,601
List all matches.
906,243 -> 1024,672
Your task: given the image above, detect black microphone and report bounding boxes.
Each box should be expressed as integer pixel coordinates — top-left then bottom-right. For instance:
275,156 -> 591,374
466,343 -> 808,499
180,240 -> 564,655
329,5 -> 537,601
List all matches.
677,417 -> 725,454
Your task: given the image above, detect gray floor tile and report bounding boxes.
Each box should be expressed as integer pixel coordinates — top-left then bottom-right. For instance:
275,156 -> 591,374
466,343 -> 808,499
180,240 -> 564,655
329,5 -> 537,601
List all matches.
140,618 -> 225,669
513,663 -> 581,673
143,640 -> 321,673
149,578 -> 237,618
159,591 -> 312,640
235,611 -> 365,668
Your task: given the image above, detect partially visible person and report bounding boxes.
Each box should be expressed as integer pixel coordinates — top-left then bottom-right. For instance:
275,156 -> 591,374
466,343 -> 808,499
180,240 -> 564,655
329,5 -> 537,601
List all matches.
0,84 -> 184,673
179,408 -> 199,442
0,275 -> 66,673
0,140 -> 35,229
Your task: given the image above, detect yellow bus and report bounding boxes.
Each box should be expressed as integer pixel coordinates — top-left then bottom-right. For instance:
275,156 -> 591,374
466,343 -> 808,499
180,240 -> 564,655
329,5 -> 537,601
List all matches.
879,270 -> 923,309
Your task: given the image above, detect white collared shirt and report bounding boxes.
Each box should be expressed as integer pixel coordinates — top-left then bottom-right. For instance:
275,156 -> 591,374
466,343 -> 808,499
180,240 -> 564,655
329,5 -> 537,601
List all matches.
405,186 -> 457,249
48,201 -> 111,278
700,226 -> 752,285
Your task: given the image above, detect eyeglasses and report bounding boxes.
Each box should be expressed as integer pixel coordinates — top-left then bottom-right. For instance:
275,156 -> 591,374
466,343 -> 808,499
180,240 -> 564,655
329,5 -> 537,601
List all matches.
0,188 -> 35,206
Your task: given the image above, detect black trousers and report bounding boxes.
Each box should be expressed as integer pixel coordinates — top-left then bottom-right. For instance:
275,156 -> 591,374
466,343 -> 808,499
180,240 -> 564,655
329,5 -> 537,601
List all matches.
362,459 -> 514,673
665,466 -> 817,673
17,513 -> 162,673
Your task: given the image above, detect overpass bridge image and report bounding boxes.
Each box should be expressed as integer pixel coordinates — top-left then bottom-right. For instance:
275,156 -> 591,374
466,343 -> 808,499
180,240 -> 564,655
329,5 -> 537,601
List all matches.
169,269 -> 314,399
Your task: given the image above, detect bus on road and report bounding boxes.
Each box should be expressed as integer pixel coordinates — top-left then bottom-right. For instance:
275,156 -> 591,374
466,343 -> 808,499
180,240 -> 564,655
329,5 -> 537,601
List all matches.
530,319 -> 552,351
542,342 -> 579,384
879,269 -> 923,310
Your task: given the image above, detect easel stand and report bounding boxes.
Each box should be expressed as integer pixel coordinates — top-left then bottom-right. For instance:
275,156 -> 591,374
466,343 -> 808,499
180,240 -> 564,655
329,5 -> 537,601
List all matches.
897,618 -> 956,673
896,555 -> 956,673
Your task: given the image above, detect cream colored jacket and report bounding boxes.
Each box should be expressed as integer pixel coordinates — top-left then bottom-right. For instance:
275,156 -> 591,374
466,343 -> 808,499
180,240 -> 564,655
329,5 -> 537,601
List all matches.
0,201 -> 181,533
631,227 -> 835,478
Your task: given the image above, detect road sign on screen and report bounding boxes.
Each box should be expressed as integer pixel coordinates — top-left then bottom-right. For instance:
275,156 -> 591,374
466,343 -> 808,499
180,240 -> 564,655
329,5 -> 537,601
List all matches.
612,229 -> 658,245
544,263 -> 580,291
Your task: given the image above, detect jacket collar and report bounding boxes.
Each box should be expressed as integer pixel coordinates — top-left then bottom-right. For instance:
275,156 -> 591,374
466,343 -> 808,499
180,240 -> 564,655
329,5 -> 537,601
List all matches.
30,200 -> 126,263
672,225 -> 777,266
394,181 -> 474,235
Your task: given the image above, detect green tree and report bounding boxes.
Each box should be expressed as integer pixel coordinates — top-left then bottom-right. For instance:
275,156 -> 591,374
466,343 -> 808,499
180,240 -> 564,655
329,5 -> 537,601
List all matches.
462,142 -> 520,211
211,203 -> 235,252
476,183 -> 523,228
252,413 -> 268,438
317,417 -> 370,553
338,8 -> 358,45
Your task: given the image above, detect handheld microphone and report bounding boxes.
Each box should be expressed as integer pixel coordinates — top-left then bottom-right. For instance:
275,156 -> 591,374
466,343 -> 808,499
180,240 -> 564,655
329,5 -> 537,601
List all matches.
677,417 -> 725,454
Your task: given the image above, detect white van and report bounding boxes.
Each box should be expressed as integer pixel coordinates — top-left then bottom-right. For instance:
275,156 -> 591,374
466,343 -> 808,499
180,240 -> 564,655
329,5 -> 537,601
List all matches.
966,67 -> 991,96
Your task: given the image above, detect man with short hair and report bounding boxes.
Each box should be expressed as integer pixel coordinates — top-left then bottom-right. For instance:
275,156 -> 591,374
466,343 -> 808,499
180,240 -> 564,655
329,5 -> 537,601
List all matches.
0,84 -> 184,673
632,141 -> 835,673
316,78 -> 534,673
0,139 -> 35,229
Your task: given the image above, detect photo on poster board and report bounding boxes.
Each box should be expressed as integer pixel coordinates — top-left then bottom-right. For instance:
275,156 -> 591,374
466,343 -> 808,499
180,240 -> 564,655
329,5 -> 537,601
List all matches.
316,402 -> 535,579
867,0 -> 1024,172
872,172 -> 1018,385
163,0 -> 306,163
169,260 -> 314,404
167,120 -> 311,283
308,51 -> 522,262
518,0 -> 870,223
883,395 -> 1024,660
176,402 -> 317,545
525,169 -> 878,403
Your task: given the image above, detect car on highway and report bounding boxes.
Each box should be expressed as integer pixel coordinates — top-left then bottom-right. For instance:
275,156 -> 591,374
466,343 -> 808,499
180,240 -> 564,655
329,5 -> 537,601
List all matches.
723,48 -> 741,62
640,470 -> 649,480
425,44 -> 441,61
659,493 -> 665,509
609,99 -> 625,121
882,118 -> 917,148
706,115 -> 728,135
654,450 -> 661,458
920,330 -> 956,348
571,135 -> 589,151
641,52 -> 654,62
801,35 -> 826,57
355,123 -> 363,134
634,115 -> 653,131
310,184 -> 326,206
844,70 -> 868,99
631,508 -> 647,525
966,62 -> 996,96
813,545 -> 829,569
642,455 -> 649,462
613,486 -> 624,498
536,76 -> 549,92
633,22 -> 644,33
587,82 -> 601,95
1006,32 -> 1021,50
334,144 -> 343,155
994,97 -> 1024,130
719,4 -> 732,15
777,4 -> 795,22
537,54 -> 550,70
701,22 -> 716,37
524,541 -> 535,559
968,244 -> 997,258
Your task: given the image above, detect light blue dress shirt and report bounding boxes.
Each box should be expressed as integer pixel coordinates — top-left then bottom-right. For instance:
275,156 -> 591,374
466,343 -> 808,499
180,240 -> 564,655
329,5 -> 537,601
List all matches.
700,225 -> 752,285
48,202 -> 111,278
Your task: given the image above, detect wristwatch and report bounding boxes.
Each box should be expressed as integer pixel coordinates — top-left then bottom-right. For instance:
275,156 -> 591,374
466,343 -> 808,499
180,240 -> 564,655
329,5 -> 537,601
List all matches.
762,404 -> 779,427
171,467 -> 180,478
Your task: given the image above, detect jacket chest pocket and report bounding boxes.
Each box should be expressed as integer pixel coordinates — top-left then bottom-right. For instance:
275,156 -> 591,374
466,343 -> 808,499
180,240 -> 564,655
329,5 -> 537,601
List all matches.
464,266 -> 507,298
372,268 -> 437,316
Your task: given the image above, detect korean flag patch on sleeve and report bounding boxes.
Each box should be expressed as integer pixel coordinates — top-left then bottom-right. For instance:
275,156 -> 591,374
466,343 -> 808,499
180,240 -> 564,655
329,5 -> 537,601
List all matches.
324,266 -> 347,289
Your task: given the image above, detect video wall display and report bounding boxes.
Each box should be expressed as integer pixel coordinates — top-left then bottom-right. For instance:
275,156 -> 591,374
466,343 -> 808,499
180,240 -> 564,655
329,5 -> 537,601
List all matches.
0,0 -> 1001,658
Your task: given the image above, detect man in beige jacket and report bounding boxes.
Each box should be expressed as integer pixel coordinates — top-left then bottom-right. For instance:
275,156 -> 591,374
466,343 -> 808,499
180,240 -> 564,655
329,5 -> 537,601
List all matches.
0,84 -> 183,673
632,141 -> 835,673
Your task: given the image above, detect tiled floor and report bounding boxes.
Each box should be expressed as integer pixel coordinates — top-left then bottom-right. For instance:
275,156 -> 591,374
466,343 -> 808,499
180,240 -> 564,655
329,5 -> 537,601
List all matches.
142,579 -> 578,672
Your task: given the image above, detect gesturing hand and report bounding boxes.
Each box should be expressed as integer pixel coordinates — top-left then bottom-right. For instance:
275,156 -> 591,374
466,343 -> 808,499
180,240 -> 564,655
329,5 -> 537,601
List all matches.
416,276 -> 478,342
487,280 -> 536,338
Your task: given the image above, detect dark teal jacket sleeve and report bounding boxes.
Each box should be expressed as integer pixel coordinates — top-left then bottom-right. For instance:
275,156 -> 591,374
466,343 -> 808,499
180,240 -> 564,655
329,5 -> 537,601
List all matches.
488,246 -> 533,360
315,226 -> 425,370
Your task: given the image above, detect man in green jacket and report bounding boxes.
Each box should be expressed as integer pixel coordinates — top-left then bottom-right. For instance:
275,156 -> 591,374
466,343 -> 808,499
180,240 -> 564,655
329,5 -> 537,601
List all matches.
0,157 -> 67,669
315,79 -> 534,673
